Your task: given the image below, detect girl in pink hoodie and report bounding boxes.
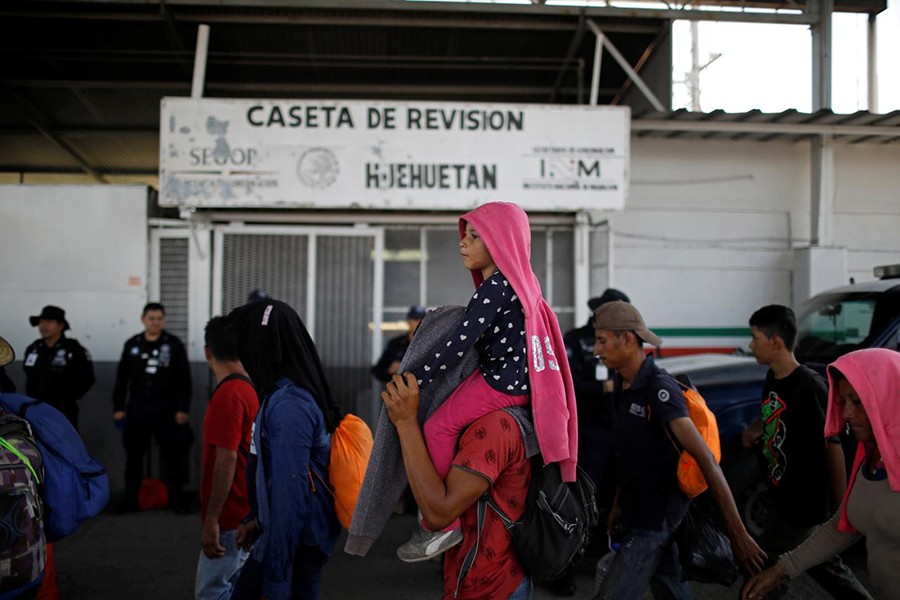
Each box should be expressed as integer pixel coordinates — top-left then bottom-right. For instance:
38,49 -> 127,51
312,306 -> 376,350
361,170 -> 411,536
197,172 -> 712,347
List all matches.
743,348 -> 900,600
397,201 -> 578,562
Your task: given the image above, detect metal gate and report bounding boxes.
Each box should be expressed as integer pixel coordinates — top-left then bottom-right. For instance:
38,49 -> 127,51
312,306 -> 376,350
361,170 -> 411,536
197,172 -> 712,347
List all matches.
212,226 -> 384,419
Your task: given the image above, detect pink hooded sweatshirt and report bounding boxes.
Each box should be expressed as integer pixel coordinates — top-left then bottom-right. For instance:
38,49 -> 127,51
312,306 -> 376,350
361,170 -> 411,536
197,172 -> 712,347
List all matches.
461,202 -> 579,482
825,348 -> 900,533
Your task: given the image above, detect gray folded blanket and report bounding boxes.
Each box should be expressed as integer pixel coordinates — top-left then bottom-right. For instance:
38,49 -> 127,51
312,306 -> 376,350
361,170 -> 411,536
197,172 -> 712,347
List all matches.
345,305 -> 477,556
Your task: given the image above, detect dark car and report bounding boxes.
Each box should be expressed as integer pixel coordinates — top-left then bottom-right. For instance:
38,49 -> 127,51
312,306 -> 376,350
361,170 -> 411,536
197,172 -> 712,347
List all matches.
658,265 -> 900,533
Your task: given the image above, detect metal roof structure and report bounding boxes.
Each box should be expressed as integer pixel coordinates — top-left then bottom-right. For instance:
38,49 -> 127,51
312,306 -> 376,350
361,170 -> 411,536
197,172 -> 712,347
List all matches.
632,108 -> 900,144
0,0 -> 893,186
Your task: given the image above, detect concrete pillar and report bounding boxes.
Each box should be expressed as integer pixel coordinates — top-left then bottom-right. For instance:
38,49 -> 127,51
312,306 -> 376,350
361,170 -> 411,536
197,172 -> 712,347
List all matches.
810,134 -> 835,247
793,246 -> 847,305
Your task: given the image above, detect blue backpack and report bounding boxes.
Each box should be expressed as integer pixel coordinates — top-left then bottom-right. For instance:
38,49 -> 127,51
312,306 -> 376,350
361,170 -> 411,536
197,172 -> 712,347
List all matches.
0,393 -> 109,542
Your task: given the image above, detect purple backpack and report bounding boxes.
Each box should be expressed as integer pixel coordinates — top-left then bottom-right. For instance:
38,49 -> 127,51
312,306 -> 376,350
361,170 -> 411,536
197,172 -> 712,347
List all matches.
0,411 -> 45,598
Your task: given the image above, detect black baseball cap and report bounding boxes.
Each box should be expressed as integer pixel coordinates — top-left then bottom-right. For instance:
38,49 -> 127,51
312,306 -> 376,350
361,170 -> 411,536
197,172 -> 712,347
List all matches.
588,288 -> 631,312
407,306 -> 427,320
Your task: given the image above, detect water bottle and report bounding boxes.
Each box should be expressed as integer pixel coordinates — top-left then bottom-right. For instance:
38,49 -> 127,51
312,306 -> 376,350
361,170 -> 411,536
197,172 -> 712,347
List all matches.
594,532 -> 621,594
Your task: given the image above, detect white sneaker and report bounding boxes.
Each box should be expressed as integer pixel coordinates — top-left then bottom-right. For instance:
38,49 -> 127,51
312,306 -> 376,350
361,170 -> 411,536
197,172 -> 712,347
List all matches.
396,523 -> 463,563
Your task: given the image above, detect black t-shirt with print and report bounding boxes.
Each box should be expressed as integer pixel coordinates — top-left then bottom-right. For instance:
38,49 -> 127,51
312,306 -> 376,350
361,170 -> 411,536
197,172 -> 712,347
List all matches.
613,354 -> 691,530
759,365 -> 832,526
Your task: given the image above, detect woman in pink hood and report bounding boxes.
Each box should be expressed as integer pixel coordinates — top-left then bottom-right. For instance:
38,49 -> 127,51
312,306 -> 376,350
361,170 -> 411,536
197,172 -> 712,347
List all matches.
396,201 -> 578,564
743,348 -> 899,600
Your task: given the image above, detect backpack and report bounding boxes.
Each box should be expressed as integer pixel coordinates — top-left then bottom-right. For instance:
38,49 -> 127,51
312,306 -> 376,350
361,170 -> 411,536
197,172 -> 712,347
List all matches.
0,394 -> 109,542
664,377 -> 721,499
457,407 -> 599,589
310,413 -> 373,530
0,411 -> 46,597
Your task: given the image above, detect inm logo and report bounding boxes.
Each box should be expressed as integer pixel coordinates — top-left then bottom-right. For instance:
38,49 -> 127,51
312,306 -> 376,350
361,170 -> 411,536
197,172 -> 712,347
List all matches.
539,158 -> 601,178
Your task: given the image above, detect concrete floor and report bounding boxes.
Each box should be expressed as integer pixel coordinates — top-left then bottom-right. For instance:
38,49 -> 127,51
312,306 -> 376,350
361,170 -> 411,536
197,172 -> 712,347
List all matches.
53,508 -> 871,599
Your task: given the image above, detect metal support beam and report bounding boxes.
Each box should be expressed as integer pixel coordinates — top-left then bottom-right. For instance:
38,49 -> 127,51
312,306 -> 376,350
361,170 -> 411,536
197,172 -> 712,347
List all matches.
191,24 -> 210,99
0,165 -> 157,176
868,13 -> 878,113
0,87 -> 106,183
611,26 -> 670,107
811,0 -> 833,111
10,1 -> 825,25
630,118 -> 900,139
589,28 -> 604,106
2,78 -> 612,98
159,0 -> 194,75
549,15 -> 587,103
587,20 -> 665,112
810,135 -> 835,246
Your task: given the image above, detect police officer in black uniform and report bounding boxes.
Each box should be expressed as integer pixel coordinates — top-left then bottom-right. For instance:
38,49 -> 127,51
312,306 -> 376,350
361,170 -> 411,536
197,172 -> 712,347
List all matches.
563,289 -> 629,492
23,305 -> 95,429
112,302 -> 192,513
371,305 -> 426,383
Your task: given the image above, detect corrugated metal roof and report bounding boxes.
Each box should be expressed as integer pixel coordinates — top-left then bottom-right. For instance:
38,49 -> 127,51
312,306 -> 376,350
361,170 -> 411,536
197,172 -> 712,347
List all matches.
632,109 -> 900,144
1,0 -> 898,182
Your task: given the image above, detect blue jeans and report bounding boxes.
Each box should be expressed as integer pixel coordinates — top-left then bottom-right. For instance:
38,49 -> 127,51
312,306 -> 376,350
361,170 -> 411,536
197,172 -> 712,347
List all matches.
195,529 -> 249,600
507,576 -> 532,600
594,513 -> 692,600
230,545 -> 328,600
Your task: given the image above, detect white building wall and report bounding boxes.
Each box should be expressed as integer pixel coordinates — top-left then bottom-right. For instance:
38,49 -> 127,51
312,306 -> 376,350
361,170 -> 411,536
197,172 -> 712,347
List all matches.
0,185 -> 149,361
833,143 -> 900,283
592,138 -> 900,353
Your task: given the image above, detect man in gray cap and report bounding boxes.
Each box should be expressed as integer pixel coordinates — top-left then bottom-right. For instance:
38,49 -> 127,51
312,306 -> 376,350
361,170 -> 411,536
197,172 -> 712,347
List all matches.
591,301 -> 765,599
22,305 -> 95,429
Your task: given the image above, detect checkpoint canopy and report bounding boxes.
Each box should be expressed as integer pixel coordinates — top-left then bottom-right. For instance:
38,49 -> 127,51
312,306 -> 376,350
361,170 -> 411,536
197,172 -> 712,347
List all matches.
159,98 -> 630,212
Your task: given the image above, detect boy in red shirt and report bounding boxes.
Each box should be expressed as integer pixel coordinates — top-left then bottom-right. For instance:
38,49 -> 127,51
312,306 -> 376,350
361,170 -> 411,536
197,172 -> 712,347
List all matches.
195,316 -> 259,600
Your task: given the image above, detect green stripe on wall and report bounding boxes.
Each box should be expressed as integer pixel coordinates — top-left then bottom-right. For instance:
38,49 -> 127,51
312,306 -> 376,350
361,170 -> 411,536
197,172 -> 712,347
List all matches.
653,327 -> 750,337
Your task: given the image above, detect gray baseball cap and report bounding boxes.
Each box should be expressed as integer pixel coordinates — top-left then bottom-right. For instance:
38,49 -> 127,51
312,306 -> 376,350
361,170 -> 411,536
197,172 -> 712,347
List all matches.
593,301 -> 663,347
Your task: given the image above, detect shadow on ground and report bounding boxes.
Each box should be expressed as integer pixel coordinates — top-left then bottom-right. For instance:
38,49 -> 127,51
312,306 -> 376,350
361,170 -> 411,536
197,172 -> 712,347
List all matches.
54,510 -> 869,599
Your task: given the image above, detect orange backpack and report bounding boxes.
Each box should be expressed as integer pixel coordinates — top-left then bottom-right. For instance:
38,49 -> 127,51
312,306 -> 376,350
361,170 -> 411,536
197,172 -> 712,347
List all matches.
311,413 -> 374,529
665,381 -> 721,498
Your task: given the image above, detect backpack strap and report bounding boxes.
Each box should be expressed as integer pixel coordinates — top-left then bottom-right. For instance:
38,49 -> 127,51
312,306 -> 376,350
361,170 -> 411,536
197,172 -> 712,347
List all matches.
454,493 -> 493,599
0,436 -> 40,484
309,463 -> 333,499
657,378 -> 694,456
217,373 -> 254,388
454,408 -> 533,597
13,398 -> 42,421
501,406 -> 540,459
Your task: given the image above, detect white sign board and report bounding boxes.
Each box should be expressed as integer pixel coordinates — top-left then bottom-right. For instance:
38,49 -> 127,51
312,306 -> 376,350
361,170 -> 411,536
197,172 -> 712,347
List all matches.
159,98 -> 629,211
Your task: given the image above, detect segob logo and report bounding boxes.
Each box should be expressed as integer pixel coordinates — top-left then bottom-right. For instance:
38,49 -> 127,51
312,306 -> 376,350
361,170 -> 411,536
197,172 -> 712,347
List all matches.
296,148 -> 339,189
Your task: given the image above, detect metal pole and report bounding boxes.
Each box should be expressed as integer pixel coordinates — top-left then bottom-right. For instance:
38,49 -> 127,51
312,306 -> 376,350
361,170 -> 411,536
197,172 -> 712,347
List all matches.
811,0 -> 832,111
587,19 -> 665,111
868,13 -> 878,113
690,21 -> 701,111
191,24 -> 210,99
577,58 -> 585,105
574,212 -> 591,326
590,28 -> 604,106
607,226 -> 615,290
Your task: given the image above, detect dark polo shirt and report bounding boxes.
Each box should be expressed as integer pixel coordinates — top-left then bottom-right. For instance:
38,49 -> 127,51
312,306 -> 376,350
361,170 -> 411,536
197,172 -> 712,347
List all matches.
613,354 -> 690,530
